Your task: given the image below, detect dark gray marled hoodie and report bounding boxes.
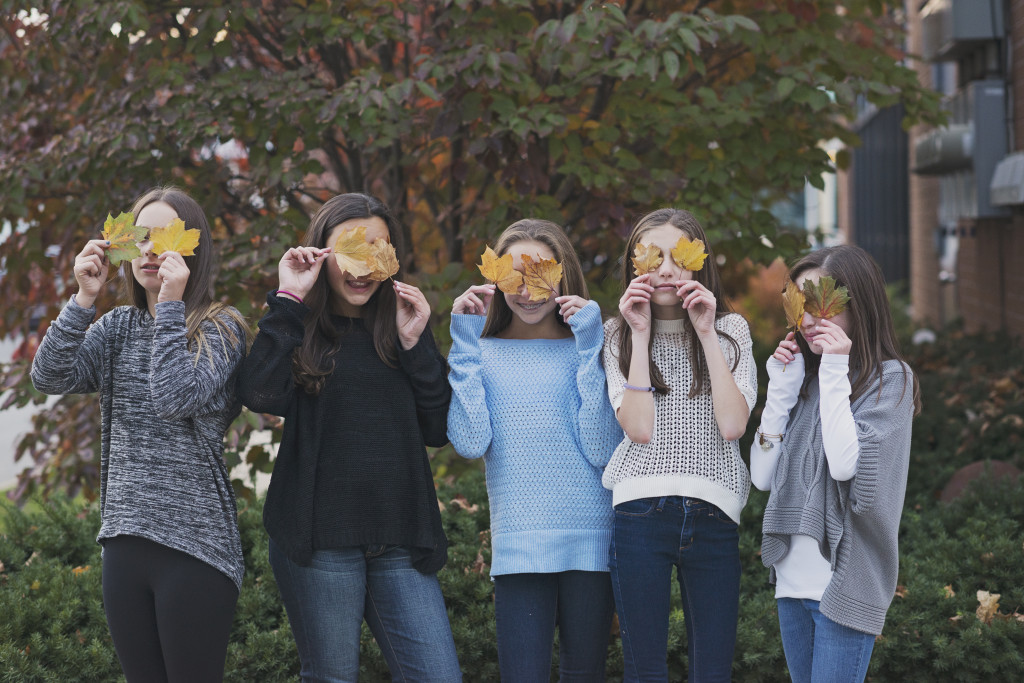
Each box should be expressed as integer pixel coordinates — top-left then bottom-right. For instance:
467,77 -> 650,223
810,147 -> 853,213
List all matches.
31,297 -> 245,590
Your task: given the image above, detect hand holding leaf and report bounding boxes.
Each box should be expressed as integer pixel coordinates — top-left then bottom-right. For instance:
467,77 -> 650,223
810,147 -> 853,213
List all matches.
521,254 -> 563,302
632,242 -> 664,276
803,275 -> 850,319
101,212 -> 147,266
477,246 -> 524,294
150,218 -> 200,256
671,236 -> 708,271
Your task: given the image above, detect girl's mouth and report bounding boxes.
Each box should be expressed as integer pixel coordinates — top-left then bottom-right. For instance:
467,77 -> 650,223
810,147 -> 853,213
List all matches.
516,300 -> 545,311
140,263 -> 160,274
346,280 -> 373,292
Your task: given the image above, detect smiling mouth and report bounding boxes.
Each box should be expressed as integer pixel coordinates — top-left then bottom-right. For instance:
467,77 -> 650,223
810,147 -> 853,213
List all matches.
516,300 -> 545,311
140,263 -> 160,273
346,280 -> 373,292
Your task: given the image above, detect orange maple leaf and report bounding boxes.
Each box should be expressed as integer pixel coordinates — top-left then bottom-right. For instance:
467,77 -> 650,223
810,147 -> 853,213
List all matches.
367,239 -> 400,281
782,280 -> 806,331
477,246 -> 524,294
332,226 -> 374,278
803,275 -> 850,319
631,242 -> 664,276
521,253 -> 562,302
101,212 -> 146,265
671,235 -> 708,271
149,218 -> 200,256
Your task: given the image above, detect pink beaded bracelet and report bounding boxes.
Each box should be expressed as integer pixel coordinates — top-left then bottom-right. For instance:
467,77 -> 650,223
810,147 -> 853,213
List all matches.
623,383 -> 655,392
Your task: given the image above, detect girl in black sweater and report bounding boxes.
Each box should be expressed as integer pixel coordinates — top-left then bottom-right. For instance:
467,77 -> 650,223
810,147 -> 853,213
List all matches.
237,193 -> 460,682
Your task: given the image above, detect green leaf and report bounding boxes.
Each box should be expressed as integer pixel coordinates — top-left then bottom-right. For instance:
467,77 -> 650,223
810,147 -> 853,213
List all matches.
777,77 -> 796,99
677,27 -> 700,54
663,51 -> 681,81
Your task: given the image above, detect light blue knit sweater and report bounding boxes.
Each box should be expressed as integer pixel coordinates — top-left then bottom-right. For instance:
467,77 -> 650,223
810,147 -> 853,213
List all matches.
447,302 -> 623,576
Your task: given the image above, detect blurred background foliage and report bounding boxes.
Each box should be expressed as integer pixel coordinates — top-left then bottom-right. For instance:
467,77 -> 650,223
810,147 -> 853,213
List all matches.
0,0 -> 942,501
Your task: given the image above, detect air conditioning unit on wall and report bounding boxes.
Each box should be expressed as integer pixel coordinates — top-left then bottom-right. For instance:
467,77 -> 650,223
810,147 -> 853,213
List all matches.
921,0 -> 1004,62
912,79 -> 1009,219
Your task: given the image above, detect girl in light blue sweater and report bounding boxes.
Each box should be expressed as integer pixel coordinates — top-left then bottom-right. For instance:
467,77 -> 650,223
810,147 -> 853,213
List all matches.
447,219 -> 623,682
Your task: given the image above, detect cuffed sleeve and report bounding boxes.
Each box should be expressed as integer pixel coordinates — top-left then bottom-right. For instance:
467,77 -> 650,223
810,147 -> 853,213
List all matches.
570,302 -> 622,467
31,296 -> 105,395
446,314 -> 490,459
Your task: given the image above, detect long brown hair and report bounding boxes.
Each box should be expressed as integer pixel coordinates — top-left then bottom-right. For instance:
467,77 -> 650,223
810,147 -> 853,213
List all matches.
480,219 -> 588,338
293,193 -> 404,395
789,245 -> 921,414
126,187 -> 248,365
614,208 -> 739,397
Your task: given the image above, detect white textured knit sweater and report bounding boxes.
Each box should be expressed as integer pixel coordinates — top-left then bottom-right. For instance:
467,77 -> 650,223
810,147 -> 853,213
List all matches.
601,314 -> 757,522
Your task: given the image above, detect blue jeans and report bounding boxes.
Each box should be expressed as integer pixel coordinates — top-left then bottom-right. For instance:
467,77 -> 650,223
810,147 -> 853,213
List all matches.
493,570 -> 615,682
776,598 -> 875,683
609,496 -> 740,683
268,539 -> 462,683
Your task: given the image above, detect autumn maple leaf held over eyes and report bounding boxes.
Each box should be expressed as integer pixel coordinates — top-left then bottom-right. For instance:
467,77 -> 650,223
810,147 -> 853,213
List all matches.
477,246 -> 524,294
150,218 -> 201,256
631,242 -> 664,276
520,254 -> 563,302
101,212 -> 147,266
802,276 -> 850,320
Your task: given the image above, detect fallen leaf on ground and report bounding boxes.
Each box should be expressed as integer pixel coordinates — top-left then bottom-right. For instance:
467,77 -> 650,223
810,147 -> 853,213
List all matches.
976,589 -> 1001,624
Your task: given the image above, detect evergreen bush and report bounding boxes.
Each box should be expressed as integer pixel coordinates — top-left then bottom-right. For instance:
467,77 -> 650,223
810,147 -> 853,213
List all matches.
2,329 -> 1022,681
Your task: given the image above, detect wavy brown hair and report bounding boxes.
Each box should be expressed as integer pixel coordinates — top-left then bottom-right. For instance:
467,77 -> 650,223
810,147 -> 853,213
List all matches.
789,245 -> 921,415
125,187 -> 249,366
614,208 -> 738,397
292,193 -> 404,395
480,219 -> 588,337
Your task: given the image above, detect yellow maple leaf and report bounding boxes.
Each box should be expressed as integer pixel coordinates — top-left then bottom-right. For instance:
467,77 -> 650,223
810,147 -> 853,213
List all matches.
367,239 -> 400,281
521,253 -> 562,302
631,242 -> 664,276
149,218 -> 200,256
671,235 -> 708,271
101,211 -> 147,266
976,589 -> 1001,624
477,246 -> 524,294
782,280 -> 806,331
332,226 -> 373,278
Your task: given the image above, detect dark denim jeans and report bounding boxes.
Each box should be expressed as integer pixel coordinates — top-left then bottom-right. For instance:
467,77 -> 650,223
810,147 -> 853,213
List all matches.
493,570 -> 615,682
268,539 -> 461,683
609,496 -> 740,683
776,598 -> 875,683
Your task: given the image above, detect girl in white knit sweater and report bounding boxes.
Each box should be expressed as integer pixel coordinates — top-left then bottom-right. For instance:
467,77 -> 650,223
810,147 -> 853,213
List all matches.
603,209 -> 757,682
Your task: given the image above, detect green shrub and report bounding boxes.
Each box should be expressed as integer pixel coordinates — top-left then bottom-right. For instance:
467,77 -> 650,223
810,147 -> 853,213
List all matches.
3,327 -> 1024,681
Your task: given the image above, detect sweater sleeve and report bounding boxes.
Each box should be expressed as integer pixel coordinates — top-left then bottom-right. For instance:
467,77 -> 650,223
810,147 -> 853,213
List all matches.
30,296 -> 106,395
846,361 -> 916,515
446,314 -> 490,459
818,354 -> 859,482
720,313 -> 758,412
397,325 -> 451,448
750,354 -> 804,491
602,319 -> 627,412
570,302 -> 622,467
149,301 -> 245,421
236,292 -> 307,417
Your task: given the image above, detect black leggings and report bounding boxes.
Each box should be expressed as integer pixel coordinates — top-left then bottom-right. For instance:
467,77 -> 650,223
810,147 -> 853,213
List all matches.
101,535 -> 239,683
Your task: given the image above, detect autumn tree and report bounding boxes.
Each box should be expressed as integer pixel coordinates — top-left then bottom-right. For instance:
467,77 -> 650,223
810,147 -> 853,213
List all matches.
0,0 -> 941,500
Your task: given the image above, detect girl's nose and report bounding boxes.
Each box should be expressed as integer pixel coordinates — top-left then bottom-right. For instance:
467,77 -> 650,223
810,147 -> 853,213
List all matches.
800,310 -> 816,328
137,239 -> 154,256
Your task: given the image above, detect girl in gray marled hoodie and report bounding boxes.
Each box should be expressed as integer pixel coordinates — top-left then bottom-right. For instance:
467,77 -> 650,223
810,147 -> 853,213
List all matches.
31,187 -> 249,683
751,245 -> 920,683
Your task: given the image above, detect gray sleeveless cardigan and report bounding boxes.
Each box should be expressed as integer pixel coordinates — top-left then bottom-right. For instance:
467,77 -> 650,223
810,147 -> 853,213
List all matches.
761,359 -> 914,635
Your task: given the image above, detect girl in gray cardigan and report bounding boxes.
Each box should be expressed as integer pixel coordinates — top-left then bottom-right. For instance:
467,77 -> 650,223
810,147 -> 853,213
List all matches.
751,245 -> 920,683
31,187 -> 249,683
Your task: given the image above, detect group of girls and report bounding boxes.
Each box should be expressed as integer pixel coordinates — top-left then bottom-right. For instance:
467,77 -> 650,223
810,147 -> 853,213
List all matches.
31,186 -> 917,683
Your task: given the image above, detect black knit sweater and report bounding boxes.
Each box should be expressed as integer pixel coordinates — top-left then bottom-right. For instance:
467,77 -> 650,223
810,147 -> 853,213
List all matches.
238,293 -> 450,573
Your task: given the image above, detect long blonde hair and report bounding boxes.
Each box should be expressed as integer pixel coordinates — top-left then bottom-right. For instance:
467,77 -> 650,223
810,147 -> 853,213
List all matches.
125,187 -> 250,365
